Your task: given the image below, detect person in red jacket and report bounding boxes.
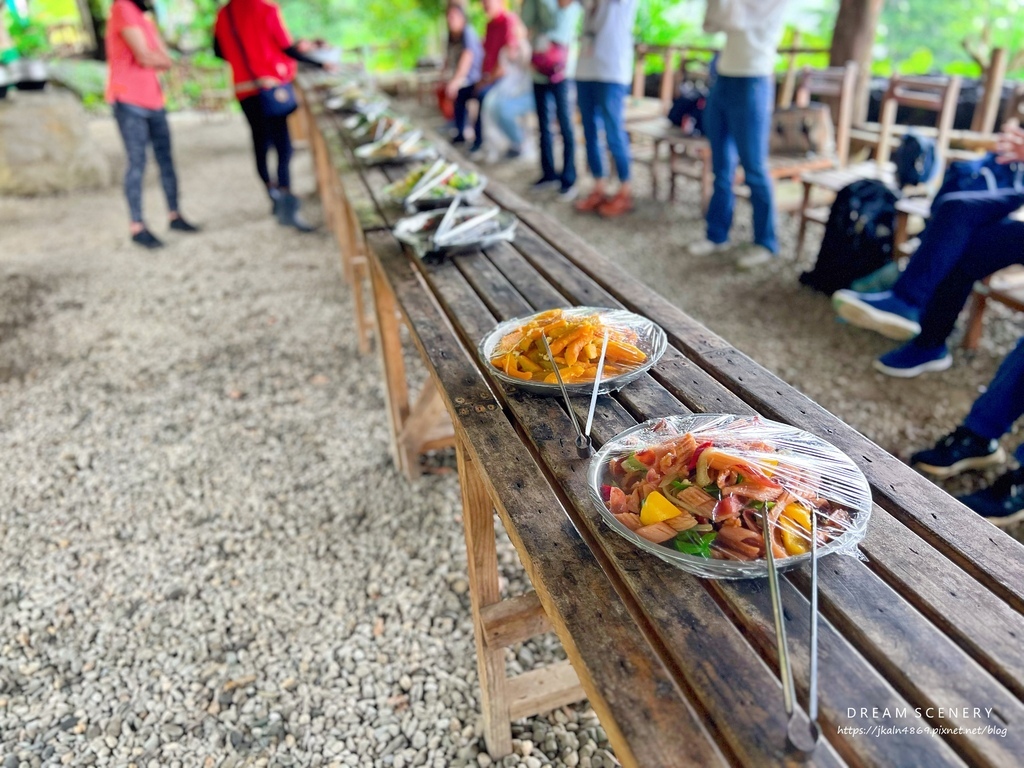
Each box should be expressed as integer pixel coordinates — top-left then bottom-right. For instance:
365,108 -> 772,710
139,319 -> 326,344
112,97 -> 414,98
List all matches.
214,0 -> 329,231
105,0 -> 197,248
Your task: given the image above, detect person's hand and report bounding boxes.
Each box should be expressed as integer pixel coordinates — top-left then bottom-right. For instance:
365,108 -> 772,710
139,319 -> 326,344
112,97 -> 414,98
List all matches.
445,80 -> 460,100
995,121 -> 1024,164
323,62 -> 339,74
295,39 -> 314,54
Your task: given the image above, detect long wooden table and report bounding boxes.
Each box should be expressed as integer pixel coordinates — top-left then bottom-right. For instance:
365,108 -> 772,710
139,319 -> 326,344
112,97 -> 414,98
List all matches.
300,77 -> 1024,768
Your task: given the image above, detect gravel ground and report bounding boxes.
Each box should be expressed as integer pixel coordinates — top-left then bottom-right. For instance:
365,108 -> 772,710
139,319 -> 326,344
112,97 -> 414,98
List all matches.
0,114 -> 613,768
405,101 -> 1024,541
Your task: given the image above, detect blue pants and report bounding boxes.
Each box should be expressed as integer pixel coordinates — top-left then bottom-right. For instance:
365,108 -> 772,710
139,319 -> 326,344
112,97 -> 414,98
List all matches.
240,95 -> 292,190
453,84 -> 477,142
471,83 -> 494,150
577,80 -> 630,182
965,336 -> 1024,463
912,192 -> 1024,348
895,189 -> 1024,309
484,86 -> 534,149
114,101 -> 179,224
534,79 -> 576,187
703,75 -> 776,252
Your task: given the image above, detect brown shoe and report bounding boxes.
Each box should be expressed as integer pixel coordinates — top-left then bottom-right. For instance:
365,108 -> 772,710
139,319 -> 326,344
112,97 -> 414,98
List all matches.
574,189 -> 607,213
597,191 -> 634,218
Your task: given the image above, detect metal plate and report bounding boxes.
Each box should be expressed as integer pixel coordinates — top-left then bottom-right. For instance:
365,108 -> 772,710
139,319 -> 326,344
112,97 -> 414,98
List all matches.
393,207 -> 517,258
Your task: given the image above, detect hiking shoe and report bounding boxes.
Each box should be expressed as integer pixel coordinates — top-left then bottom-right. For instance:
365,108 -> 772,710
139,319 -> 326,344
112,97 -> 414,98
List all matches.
131,229 -> 164,249
832,289 -> 921,340
504,146 -> 522,160
574,189 -> 607,213
911,426 -> 1007,479
277,192 -> 315,233
687,238 -> 730,257
597,190 -> 634,218
736,245 -> 775,270
957,466 -> 1024,527
169,216 -> 200,233
874,341 -> 952,378
557,184 -> 578,202
530,177 -> 560,194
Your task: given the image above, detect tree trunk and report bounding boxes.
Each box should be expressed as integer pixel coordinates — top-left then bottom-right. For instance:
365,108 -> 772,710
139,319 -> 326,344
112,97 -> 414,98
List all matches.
85,0 -> 106,60
830,0 -> 885,123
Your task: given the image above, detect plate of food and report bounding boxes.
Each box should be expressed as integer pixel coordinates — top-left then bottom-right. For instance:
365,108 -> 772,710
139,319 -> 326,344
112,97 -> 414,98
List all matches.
393,204 -> 516,257
479,307 -> 667,396
588,413 -> 871,579
355,131 -> 437,165
382,162 -> 487,210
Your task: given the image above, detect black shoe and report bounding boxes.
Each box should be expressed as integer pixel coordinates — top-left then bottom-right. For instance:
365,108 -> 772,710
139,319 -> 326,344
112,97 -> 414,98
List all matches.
910,426 -> 1006,479
169,216 -> 200,233
957,467 -> 1024,527
131,229 -> 164,249
277,192 -> 315,232
269,187 -> 283,217
451,135 -> 466,146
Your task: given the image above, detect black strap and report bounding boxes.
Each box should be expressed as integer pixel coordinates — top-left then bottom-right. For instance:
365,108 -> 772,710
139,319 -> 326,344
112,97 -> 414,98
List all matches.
224,1 -> 259,85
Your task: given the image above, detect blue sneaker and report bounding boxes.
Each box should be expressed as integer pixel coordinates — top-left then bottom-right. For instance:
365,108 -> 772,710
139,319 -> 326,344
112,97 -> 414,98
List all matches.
874,341 -> 952,378
957,467 -> 1024,527
832,289 -> 922,340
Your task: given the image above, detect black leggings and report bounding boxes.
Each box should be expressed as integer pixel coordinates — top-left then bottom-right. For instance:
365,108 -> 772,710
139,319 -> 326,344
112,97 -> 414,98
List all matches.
240,95 -> 292,190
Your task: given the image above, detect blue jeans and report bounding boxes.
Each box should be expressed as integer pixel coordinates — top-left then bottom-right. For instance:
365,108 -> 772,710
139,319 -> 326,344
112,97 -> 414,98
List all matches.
471,83 -> 494,150
704,75 -> 776,252
534,79 -> 576,187
484,86 -> 534,149
576,80 -> 630,182
113,101 -> 179,223
910,193 -> 1024,349
453,84 -> 477,142
894,189 -> 1024,308
965,335 -> 1024,463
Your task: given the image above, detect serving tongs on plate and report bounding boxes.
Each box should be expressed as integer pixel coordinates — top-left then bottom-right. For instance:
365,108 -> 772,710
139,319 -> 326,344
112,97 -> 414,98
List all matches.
432,199 -> 501,248
761,501 -> 820,755
540,330 -> 609,459
405,160 -> 456,209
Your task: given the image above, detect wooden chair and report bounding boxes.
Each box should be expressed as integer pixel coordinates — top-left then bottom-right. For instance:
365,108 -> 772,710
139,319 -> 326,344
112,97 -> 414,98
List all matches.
626,44 -> 685,125
1003,82 -> 1024,125
796,74 -> 963,256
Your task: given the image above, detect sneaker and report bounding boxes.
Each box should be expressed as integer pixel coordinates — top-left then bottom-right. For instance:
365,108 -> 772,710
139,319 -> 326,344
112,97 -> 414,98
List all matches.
451,136 -> 466,146
169,216 -> 200,233
832,290 -> 921,340
131,229 -> 164,249
504,147 -> 522,160
911,426 -> 1007,479
597,190 -> 634,218
557,184 -> 577,202
873,341 -> 952,378
850,260 -> 902,294
957,467 -> 1024,527
735,245 -> 775,270
574,189 -> 607,213
530,177 -> 560,194
687,238 -> 730,257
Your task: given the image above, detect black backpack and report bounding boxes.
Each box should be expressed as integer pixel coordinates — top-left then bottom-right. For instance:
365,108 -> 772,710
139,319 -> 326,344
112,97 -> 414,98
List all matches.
800,179 -> 899,295
667,83 -> 707,136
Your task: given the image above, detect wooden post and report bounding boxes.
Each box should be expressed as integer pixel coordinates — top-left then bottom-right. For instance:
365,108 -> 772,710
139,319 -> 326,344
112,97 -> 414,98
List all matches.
972,47 -> 1007,134
830,0 -> 885,123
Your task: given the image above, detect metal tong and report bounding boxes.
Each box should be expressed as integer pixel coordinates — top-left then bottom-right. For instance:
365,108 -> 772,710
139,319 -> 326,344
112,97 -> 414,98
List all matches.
540,330 -> 609,459
761,502 -> 820,755
433,204 -> 500,248
405,160 -> 456,209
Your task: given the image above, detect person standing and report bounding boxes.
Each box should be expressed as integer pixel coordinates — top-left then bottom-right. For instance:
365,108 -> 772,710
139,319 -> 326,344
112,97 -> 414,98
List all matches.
105,0 -> 197,249
479,17 -> 534,161
214,0 -> 329,231
444,1 -> 484,146
689,0 -> 788,268
573,0 -> 638,219
472,0 -> 517,154
521,0 -> 581,199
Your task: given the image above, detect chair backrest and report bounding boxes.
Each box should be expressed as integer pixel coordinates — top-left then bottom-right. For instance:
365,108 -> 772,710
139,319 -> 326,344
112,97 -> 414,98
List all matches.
632,44 -> 678,109
971,47 -> 1007,133
793,62 -> 858,166
876,75 -> 962,170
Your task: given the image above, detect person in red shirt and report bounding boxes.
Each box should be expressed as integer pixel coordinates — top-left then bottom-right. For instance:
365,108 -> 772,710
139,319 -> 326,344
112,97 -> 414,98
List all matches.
469,0 -> 515,153
214,0 -> 330,231
106,0 -> 197,249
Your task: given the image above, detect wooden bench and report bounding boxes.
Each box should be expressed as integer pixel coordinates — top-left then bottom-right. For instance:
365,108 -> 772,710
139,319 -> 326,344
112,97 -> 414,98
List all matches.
299,76 -> 1024,768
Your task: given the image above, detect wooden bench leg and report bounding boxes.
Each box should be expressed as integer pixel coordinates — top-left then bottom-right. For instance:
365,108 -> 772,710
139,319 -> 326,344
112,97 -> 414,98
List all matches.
651,139 -> 661,200
893,208 -> 910,260
370,260 -> 411,473
964,283 -> 989,351
796,180 -> 812,257
456,439 -> 512,757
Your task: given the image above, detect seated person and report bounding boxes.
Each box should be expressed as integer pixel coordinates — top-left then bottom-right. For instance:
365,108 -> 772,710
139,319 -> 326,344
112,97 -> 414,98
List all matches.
479,17 -> 533,161
444,1 -> 484,146
472,0 -> 517,153
910,335 -> 1024,526
832,124 -> 1024,377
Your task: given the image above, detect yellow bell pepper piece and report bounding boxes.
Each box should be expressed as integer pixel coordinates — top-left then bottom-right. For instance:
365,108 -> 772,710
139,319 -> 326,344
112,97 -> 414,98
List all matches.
640,490 -> 681,527
780,503 -> 812,556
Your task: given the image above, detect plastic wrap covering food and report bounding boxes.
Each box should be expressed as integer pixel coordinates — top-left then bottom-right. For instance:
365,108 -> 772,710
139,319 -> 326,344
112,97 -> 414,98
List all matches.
478,307 -> 668,397
393,206 -> 517,258
588,414 -> 872,579
382,163 -> 487,211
